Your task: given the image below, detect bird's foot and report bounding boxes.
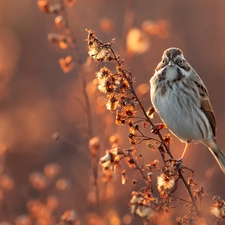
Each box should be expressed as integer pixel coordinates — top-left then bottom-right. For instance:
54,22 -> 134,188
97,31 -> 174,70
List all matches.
171,158 -> 183,171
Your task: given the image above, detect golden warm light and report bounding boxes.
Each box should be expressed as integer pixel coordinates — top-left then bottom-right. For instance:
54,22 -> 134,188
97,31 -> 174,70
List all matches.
1,0 -> 225,224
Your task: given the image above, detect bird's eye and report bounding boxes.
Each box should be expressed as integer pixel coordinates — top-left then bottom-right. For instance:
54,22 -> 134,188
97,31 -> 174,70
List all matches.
179,59 -> 184,65
162,60 -> 165,64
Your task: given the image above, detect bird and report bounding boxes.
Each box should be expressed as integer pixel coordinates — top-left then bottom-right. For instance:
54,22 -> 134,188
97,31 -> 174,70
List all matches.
150,47 -> 225,173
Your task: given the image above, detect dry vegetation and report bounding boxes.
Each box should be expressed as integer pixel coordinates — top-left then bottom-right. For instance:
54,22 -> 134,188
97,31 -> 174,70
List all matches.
0,0 -> 225,225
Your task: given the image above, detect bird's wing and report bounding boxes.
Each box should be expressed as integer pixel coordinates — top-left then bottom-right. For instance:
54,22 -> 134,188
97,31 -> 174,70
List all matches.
192,74 -> 216,136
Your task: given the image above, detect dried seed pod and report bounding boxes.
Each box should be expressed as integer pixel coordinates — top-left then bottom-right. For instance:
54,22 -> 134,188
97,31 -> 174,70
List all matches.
55,15 -> 65,27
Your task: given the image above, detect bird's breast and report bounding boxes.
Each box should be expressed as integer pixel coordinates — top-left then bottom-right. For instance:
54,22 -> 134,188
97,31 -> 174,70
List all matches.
150,76 -> 208,142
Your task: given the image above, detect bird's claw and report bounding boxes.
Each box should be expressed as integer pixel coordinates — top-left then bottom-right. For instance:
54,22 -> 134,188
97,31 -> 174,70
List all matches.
174,158 -> 183,170
176,158 -> 183,165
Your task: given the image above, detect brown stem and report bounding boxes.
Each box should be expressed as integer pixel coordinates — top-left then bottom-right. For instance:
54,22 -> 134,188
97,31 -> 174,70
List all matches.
130,75 -> 200,214
59,0 -> 99,213
60,0 -> 93,138
125,153 -> 153,192
179,171 -> 200,215
108,46 -> 200,215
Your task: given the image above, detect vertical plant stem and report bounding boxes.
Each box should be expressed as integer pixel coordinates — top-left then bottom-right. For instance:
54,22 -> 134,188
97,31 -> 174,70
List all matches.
59,1 -> 100,213
60,0 -> 93,138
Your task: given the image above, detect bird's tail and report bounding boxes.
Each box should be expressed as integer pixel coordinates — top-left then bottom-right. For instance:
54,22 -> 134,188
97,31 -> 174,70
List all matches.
208,142 -> 225,174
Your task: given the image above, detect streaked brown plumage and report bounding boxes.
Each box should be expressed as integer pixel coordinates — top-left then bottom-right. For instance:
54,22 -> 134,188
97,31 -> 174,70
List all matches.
150,47 -> 225,173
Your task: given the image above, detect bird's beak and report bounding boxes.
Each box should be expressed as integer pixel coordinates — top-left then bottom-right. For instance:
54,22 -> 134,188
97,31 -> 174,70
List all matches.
168,60 -> 175,67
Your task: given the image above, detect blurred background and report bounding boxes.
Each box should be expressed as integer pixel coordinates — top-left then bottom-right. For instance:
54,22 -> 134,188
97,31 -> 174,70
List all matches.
0,0 -> 225,224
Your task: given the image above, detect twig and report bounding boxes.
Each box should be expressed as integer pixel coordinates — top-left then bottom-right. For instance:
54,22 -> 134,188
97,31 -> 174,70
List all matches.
60,0 -> 93,138
107,45 -> 200,216
59,1 -> 100,213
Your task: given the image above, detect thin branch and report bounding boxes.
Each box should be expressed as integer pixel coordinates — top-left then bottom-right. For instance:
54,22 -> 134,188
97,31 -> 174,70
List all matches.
108,46 -> 200,215
60,0 -> 93,138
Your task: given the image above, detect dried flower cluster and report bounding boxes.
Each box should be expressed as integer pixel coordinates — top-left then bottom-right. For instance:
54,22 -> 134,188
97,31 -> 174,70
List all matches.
130,191 -> 159,221
86,29 -> 225,225
27,163 -> 81,225
35,0 -> 225,224
98,140 -> 207,224
211,196 -> 225,222
0,159 -> 80,225
37,0 -> 76,73
37,0 -> 76,13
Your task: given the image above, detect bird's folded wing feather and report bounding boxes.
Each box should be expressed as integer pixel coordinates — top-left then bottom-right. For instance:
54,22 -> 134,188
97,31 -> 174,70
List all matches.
193,75 -> 216,136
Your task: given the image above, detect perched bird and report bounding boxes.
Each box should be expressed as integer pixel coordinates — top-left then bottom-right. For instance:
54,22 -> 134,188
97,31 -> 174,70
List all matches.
150,47 -> 225,173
